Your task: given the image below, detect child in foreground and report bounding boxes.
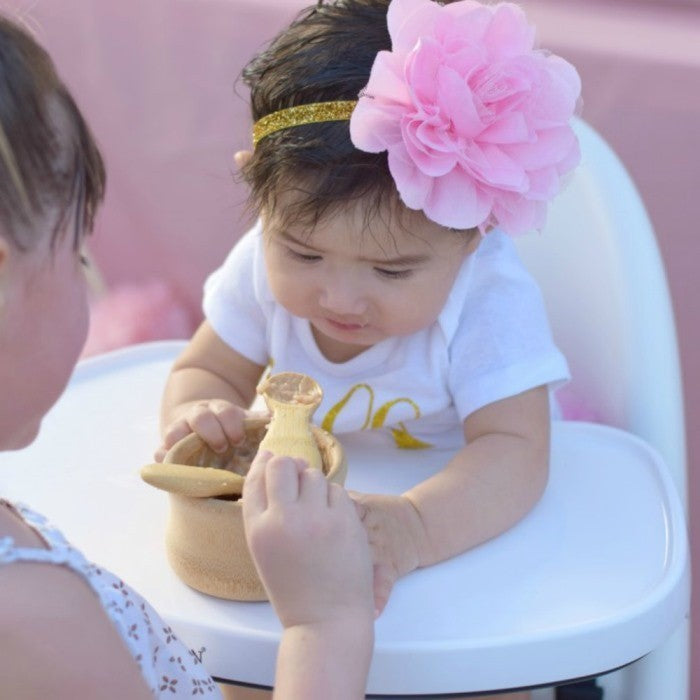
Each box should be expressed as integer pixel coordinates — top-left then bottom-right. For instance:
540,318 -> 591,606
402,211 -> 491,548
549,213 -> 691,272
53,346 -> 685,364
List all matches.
159,9 -> 579,700
0,14 -> 373,700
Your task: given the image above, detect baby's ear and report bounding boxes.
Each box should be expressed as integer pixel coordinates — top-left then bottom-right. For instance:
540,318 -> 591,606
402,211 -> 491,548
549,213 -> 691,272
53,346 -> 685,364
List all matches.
234,150 -> 253,170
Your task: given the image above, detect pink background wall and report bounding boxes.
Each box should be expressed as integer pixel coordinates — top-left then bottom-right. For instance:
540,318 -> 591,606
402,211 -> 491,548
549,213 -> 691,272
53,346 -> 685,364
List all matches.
2,0 -> 697,693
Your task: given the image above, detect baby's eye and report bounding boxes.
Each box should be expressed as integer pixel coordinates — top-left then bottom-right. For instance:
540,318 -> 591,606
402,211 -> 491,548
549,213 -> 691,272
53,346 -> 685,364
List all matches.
287,248 -> 322,263
79,253 -> 90,268
375,267 -> 413,280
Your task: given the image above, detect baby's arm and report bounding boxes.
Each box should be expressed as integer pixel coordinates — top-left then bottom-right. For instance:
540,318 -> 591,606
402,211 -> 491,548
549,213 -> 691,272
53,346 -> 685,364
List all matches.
157,321 -> 266,460
354,385 -> 550,614
243,452 -> 374,700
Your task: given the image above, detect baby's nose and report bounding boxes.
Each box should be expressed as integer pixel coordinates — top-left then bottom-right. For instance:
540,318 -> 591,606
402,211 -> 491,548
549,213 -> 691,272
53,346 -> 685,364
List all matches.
319,277 -> 368,316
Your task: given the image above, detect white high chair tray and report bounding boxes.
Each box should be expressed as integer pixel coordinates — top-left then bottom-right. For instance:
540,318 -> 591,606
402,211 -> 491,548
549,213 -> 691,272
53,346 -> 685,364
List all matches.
1,341 -> 689,696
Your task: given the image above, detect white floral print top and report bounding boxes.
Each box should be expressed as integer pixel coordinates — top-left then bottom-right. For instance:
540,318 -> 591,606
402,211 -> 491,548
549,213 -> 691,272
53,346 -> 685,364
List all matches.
0,501 -> 221,698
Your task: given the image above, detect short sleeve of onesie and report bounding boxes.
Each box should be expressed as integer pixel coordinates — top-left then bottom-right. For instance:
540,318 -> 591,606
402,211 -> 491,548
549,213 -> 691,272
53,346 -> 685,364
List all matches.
203,224 -> 270,366
443,231 -> 570,420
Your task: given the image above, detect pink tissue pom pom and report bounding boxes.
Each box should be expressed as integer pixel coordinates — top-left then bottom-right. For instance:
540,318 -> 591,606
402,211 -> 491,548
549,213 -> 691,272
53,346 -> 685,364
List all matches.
81,280 -> 197,358
350,0 -> 581,235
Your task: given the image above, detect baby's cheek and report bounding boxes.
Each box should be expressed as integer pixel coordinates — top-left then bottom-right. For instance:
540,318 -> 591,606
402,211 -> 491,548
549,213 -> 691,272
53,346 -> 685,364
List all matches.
385,287 -> 445,335
270,276 -> 307,317
386,305 -> 433,336
267,268 -> 292,302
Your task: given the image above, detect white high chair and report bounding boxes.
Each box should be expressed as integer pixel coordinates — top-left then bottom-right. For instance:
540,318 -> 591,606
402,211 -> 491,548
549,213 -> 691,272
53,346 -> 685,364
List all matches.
515,118 -> 689,700
0,114 -> 688,697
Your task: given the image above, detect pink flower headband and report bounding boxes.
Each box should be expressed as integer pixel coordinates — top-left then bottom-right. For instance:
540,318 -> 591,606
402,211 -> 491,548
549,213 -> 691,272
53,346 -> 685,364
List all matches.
253,0 -> 582,236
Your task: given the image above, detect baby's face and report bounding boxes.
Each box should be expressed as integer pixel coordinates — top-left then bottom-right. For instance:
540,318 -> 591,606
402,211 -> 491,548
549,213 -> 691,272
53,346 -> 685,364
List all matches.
262,199 -> 478,362
0,220 -> 89,450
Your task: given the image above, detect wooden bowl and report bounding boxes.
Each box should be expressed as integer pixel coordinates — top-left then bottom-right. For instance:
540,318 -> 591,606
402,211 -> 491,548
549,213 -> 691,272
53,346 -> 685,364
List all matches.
162,416 -> 346,601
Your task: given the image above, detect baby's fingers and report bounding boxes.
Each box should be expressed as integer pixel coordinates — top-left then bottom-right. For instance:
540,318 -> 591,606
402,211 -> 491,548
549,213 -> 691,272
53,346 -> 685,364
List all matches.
372,563 -> 397,618
186,403 -> 234,453
213,402 -> 249,446
348,491 -> 368,521
156,418 -> 195,461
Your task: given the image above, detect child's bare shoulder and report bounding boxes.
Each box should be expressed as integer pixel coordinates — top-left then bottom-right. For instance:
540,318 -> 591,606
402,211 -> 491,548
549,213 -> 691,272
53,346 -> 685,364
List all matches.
0,560 -> 152,700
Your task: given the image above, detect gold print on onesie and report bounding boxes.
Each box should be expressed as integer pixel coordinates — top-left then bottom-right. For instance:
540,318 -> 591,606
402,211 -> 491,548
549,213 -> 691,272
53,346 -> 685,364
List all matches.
321,384 -> 374,433
322,384 -> 433,449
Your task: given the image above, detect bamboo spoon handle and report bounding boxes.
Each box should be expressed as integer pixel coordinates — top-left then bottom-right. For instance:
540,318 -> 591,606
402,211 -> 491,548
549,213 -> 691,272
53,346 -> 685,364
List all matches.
257,372 -> 324,471
140,463 -> 245,498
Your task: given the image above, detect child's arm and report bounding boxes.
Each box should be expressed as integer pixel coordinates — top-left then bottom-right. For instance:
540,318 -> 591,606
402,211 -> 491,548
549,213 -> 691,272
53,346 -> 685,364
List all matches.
0,562 -> 154,700
157,321 -> 266,460
243,452 -> 375,700
353,385 -> 550,614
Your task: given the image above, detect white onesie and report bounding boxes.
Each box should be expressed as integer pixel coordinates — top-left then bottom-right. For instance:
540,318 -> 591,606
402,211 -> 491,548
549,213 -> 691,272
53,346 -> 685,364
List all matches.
204,223 -> 569,448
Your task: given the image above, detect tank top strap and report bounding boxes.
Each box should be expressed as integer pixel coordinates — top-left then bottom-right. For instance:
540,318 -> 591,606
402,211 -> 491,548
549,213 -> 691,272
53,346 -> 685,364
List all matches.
0,500 -> 89,570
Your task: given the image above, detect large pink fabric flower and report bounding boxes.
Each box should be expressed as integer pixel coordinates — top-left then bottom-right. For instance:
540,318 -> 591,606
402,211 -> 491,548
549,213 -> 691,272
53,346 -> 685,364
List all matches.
350,0 -> 582,234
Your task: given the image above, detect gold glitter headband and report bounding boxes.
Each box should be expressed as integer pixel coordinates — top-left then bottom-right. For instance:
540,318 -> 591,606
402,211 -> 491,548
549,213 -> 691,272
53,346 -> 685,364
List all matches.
252,100 -> 357,147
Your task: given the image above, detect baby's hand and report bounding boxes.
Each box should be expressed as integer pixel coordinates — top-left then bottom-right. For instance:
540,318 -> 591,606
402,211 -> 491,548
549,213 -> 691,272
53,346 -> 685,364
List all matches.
155,399 -> 248,462
350,493 -> 429,616
243,452 -> 374,630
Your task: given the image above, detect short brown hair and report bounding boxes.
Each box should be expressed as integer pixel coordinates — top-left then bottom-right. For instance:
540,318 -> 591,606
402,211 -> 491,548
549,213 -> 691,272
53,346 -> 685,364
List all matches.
241,0 -> 397,230
0,15 -> 105,250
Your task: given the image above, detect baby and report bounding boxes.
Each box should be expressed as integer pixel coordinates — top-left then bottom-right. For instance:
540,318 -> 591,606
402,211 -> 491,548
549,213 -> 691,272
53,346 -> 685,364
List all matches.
159,0 -> 579,679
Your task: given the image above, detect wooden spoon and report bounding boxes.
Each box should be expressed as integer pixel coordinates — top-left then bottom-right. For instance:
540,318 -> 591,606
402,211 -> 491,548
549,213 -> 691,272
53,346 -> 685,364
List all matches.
140,462 -> 245,498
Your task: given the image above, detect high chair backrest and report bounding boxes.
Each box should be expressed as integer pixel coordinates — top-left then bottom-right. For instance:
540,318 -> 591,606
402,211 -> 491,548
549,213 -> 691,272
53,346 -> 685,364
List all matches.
514,118 -> 687,507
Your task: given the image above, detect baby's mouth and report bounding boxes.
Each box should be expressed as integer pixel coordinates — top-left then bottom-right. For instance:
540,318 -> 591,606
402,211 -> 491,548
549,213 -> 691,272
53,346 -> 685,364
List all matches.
324,317 -> 368,332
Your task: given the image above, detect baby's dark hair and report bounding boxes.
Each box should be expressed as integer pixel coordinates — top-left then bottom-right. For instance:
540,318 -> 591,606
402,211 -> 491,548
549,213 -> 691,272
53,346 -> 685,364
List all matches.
242,0 -> 417,229
0,15 -> 105,251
